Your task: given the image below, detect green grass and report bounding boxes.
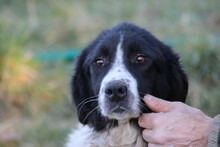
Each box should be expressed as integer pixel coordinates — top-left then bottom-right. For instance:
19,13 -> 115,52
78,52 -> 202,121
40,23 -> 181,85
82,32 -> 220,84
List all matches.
0,0 -> 220,146
21,99 -> 76,147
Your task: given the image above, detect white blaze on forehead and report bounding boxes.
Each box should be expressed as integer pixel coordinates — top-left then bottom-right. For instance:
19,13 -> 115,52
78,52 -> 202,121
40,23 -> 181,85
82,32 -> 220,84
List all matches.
104,41 -> 125,81
98,36 -> 140,118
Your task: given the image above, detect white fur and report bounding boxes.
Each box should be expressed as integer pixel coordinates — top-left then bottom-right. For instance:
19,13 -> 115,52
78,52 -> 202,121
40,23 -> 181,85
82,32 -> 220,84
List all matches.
99,37 -> 140,120
66,123 -> 147,147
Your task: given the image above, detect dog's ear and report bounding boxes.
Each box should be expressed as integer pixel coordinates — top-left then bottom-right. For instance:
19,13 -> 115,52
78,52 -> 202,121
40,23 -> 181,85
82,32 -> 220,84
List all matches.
152,44 -> 188,102
71,48 -> 94,125
71,37 -> 112,131
164,46 -> 188,102
140,29 -> 188,102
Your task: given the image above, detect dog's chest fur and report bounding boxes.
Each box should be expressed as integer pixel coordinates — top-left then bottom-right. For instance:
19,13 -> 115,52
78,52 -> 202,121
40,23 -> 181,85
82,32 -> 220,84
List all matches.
66,122 -> 147,147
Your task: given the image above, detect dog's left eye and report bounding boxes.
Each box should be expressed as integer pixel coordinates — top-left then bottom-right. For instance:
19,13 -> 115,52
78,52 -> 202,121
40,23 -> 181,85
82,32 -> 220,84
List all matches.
94,58 -> 105,66
136,54 -> 147,64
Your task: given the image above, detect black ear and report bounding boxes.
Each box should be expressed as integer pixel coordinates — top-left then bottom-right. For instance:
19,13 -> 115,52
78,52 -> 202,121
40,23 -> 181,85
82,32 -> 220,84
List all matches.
152,44 -> 188,102
71,32 -> 114,131
71,49 -> 93,125
164,46 -> 188,102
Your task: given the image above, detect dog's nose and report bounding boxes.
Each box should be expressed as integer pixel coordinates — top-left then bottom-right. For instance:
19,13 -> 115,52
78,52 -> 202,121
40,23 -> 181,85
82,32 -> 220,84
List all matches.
105,82 -> 127,102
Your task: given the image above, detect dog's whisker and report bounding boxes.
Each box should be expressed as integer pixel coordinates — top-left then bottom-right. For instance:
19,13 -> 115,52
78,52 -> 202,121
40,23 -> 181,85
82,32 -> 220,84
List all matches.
78,99 -> 98,115
76,95 -> 98,108
138,103 -> 150,113
82,106 -> 99,124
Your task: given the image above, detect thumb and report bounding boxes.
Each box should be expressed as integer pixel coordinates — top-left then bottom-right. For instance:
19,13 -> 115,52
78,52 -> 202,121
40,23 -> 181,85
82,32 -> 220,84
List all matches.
143,95 -> 174,112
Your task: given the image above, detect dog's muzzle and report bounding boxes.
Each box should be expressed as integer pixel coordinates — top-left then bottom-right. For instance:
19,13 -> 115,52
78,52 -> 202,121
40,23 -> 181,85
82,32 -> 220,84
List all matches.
99,80 -> 140,120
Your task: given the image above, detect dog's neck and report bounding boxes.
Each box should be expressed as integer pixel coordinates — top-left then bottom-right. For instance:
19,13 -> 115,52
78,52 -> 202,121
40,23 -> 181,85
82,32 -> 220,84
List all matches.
66,120 -> 147,147
106,120 -> 140,146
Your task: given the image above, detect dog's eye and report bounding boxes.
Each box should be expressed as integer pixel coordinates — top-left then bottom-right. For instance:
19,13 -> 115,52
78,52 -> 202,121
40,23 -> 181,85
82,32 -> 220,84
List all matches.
136,55 -> 147,64
94,59 -> 105,66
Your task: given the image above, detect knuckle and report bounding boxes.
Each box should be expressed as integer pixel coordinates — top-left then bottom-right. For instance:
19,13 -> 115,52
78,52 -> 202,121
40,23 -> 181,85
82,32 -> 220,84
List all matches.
173,102 -> 188,112
173,101 -> 182,106
153,131 -> 167,144
150,115 -> 160,126
173,101 -> 184,109
156,99 -> 169,111
193,108 -> 202,114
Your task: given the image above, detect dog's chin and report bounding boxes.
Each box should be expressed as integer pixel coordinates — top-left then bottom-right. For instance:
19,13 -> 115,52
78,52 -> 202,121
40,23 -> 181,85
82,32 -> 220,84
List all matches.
101,106 -> 140,120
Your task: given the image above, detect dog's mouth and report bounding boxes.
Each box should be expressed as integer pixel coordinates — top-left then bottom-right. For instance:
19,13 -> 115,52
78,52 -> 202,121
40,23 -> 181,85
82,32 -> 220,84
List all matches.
99,93 -> 151,120
99,94 -> 141,120
105,107 -> 140,120
111,105 -> 127,113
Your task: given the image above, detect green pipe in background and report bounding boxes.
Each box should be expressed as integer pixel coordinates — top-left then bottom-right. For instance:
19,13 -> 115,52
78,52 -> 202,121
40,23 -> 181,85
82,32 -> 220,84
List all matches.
34,49 -> 81,62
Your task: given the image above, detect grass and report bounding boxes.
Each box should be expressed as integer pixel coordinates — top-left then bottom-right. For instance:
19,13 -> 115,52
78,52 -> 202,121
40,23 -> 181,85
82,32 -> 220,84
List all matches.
0,0 -> 220,146
0,23 -> 77,146
21,99 -> 76,147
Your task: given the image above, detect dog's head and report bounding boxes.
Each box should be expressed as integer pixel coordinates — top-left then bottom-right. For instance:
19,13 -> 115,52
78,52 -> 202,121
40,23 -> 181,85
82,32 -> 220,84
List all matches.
71,23 -> 188,131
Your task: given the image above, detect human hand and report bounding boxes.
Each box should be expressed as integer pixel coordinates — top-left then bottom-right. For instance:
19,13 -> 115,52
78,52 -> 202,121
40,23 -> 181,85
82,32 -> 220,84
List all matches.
138,95 -> 213,147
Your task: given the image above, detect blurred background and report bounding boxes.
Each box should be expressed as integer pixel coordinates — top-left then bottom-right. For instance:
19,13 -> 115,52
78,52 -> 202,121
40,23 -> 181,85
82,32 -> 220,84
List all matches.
0,0 -> 219,146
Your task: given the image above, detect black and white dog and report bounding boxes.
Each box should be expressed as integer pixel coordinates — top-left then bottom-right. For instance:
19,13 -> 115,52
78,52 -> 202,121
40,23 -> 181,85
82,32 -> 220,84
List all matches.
66,23 -> 188,147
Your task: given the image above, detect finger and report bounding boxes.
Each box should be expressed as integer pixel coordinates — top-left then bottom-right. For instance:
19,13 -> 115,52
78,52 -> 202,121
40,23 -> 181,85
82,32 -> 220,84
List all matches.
142,129 -> 167,144
138,113 -> 157,129
142,129 -> 155,143
148,143 -> 162,147
143,94 -> 174,112
148,143 -> 172,147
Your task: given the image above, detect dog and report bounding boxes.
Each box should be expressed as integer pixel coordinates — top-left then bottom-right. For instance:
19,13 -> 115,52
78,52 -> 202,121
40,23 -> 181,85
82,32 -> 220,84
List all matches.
66,23 -> 188,147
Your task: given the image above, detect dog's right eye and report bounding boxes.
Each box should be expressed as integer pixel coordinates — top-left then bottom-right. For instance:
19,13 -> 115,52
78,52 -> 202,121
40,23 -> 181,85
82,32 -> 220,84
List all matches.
94,59 -> 105,66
